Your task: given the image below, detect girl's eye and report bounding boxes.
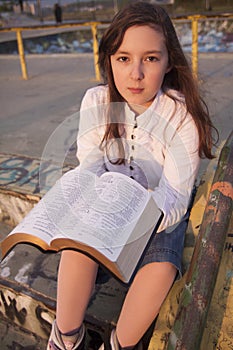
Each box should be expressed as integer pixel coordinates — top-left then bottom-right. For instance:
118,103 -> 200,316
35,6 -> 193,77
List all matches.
117,56 -> 129,62
146,56 -> 159,62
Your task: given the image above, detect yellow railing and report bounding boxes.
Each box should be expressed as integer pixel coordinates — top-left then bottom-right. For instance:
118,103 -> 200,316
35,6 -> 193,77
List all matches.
0,14 -> 232,81
0,21 -> 103,80
189,15 -> 200,78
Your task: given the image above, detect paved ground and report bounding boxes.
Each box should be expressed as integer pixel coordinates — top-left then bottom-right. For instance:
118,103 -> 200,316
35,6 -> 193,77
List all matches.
0,53 -> 95,164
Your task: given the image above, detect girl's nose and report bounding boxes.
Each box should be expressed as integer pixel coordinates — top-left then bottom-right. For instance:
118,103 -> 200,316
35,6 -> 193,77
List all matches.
130,63 -> 144,80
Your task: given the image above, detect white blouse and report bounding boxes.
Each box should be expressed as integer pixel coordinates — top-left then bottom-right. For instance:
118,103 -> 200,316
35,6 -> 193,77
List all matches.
76,85 -> 200,232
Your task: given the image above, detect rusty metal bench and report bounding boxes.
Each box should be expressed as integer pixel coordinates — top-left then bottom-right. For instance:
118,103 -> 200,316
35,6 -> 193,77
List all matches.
166,130 -> 233,350
149,131 -> 233,350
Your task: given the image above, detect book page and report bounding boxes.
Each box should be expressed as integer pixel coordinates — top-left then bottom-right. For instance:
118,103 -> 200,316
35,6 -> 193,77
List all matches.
55,169 -> 152,260
8,169 -> 94,245
8,169 -> 152,260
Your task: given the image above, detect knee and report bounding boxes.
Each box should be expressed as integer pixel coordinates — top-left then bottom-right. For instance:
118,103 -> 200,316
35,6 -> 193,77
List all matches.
136,262 -> 177,282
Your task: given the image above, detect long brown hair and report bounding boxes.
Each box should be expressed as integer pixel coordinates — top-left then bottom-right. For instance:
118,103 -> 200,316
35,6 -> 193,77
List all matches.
98,1 -> 217,161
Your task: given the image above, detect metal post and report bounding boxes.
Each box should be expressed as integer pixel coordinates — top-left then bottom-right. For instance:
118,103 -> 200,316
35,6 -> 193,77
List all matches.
37,0 -> 43,22
16,30 -> 28,80
190,15 -> 199,77
113,0 -> 118,14
91,23 -> 101,81
205,0 -> 212,11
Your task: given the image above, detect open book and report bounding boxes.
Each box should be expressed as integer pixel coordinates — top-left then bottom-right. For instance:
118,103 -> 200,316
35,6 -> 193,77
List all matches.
0,168 -> 162,283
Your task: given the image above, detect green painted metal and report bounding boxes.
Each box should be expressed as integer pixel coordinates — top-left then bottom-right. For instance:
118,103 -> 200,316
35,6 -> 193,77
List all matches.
167,131 -> 233,350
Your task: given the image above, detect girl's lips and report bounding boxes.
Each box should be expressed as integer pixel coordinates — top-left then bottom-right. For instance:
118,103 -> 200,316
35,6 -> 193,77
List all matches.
128,87 -> 144,94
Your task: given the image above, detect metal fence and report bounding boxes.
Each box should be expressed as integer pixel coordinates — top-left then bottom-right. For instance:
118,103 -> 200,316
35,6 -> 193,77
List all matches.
0,13 -> 232,80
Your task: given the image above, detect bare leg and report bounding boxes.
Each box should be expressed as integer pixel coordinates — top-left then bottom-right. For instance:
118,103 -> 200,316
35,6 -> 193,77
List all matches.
116,262 -> 177,347
56,250 -> 98,333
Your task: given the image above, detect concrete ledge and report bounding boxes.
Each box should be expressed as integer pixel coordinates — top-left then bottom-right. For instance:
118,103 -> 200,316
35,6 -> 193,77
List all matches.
0,153 -> 74,226
0,154 -> 130,347
0,220 -> 129,348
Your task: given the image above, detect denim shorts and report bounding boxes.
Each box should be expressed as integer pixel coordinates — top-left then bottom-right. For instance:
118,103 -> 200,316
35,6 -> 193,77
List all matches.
139,210 -> 190,278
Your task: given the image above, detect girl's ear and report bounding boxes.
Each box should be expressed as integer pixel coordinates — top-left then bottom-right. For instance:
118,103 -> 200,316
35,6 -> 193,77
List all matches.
165,64 -> 172,74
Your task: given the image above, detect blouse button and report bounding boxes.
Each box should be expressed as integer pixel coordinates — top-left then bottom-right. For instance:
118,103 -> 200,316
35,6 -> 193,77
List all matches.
130,176 -> 135,179
130,165 -> 134,170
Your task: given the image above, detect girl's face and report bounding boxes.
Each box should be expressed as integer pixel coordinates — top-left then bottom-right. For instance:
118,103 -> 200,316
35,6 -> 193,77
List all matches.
110,25 -> 170,113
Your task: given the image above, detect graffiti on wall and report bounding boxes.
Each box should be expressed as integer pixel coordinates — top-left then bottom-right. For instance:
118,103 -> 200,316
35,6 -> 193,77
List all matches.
0,154 -> 74,196
0,285 -> 55,339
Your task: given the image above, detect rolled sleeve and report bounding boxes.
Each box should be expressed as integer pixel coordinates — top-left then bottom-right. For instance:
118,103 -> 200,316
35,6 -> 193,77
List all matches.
151,114 -> 200,232
76,87 -> 107,175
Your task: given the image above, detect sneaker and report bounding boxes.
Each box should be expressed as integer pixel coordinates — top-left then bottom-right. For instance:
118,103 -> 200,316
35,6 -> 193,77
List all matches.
47,320 -> 85,350
98,328 -> 119,350
98,329 -> 143,350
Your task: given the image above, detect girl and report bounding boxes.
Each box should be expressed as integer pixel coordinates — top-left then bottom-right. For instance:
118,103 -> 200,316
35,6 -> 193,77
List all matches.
47,2 -> 216,349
